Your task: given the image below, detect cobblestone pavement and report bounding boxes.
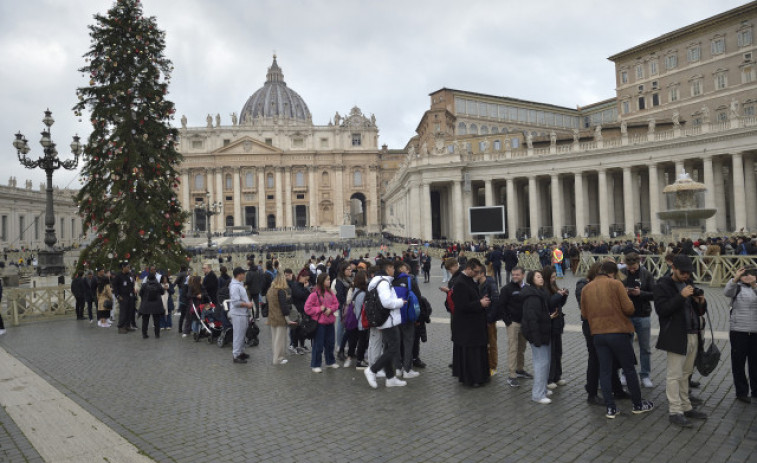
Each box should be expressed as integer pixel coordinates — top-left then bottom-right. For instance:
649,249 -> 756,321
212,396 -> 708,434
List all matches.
0,266 -> 755,462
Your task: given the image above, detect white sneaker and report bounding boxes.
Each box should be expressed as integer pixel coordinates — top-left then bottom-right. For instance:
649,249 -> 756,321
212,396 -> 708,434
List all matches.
547,383 -> 558,389
642,377 -> 654,388
327,363 -> 340,369
343,358 -> 352,368
620,373 -> 627,386
403,370 -> 420,378
364,368 -> 378,388
279,359 -> 288,365
0,329 -> 5,335
546,390 -> 553,396
312,367 -> 322,373
182,334 -> 188,338
533,397 -> 552,404
557,379 -> 567,386
386,377 -> 407,387
376,370 -> 386,378
288,346 -> 297,354
396,369 -> 402,378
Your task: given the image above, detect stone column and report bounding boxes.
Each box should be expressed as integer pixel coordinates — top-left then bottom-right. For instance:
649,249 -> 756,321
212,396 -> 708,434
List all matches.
421,181 -> 432,241
702,157 -> 717,233
574,172 -> 585,238
181,171 -> 190,229
214,169 -> 223,231
528,176 -> 539,239
309,166 -> 318,227
648,164 -> 660,235
335,166 -> 344,226
257,169 -> 266,229
284,167 -> 293,228
275,168 -> 284,228
451,180 -> 464,242
598,169 -> 609,237
233,169 -> 242,227
484,179 -> 495,241
713,158 -> 727,231
368,165 -> 379,229
408,182 -> 420,238
623,167 -> 635,236
506,178 -> 517,240
732,153 -> 747,231
744,156 -> 757,231
674,160 -> 685,178
550,174 -> 562,238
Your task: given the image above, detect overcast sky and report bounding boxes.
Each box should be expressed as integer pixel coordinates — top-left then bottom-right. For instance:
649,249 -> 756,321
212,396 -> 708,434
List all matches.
0,0 -> 748,188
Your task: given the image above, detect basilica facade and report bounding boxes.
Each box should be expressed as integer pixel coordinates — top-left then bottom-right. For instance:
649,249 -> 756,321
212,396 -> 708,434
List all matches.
176,57 -> 399,235
383,2 -> 757,242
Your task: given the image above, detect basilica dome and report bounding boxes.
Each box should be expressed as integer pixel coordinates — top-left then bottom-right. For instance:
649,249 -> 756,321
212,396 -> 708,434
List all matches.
240,56 -> 311,124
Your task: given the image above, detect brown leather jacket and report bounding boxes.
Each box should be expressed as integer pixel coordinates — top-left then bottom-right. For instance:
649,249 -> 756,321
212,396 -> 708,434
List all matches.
580,275 -> 634,335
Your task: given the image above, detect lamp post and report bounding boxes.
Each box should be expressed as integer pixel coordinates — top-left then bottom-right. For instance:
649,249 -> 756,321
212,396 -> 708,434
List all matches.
194,191 -> 222,258
13,109 -> 82,276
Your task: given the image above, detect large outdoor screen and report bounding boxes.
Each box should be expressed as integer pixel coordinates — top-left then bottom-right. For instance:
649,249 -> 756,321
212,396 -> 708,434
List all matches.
469,206 -> 505,234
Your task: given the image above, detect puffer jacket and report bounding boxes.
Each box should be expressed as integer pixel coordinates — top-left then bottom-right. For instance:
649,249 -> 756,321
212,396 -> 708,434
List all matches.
520,285 -> 551,347
725,279 -> 757,333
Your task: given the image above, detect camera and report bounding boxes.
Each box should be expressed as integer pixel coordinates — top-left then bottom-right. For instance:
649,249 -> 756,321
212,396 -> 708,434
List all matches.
692,287 -> 704,297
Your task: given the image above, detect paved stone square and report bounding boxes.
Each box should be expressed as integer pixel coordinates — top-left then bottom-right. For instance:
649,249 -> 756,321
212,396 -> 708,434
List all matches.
0,267 -> 755,462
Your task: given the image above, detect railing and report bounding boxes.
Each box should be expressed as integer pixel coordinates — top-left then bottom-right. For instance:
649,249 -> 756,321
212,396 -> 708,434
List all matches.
575,253 -> 757,287
4,285 -> 75,326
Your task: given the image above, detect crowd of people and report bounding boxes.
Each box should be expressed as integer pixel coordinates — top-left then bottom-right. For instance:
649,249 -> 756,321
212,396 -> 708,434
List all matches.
30,237 -> 757,427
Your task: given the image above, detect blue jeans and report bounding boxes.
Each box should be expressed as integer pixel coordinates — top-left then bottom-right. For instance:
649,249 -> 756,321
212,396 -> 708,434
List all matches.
530,343 -> 551,401
630,317 -> 651,379
594,333 -> 643,408
311,324 -> 336,368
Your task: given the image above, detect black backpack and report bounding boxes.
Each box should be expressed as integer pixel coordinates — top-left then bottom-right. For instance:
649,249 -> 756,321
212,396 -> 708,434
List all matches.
146,281 -> 160,302
364,278 -> 390,327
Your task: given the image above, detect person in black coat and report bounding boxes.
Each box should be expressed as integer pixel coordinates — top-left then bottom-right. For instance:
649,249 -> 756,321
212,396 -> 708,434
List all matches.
520,269 -> 553,404
289,268 -> 312,351
202,263 -> 219,306
113,263 -> 137,333
72,271 -> 86,320
653,254 -> 708,427
451,258 -> 491,387
138,272 -> 165,339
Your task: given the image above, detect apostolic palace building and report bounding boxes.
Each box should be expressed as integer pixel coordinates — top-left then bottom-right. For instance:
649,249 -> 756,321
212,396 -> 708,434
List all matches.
383,2 -> 757,242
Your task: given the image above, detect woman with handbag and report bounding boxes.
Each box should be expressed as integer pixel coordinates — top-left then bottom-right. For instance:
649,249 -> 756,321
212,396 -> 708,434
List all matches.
304,272 -> 340,373
96,274 -> 113,328
290,268 -> 312,353
266,272 -> 296,365
725,267 -> 757,403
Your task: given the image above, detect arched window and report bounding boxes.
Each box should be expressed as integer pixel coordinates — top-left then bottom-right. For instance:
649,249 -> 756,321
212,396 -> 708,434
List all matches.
194,174 -> 204,190
457,122 -> 467,135
481,126 -> 489,135
354,170 -> 363,187
491,127 -> 498,134
322,171 -> 330,186
295,171 -> 305,187
469,124 -> 478,135
267,173 -> 274,189
245,172 -> 254,188
225,174 -> 232,190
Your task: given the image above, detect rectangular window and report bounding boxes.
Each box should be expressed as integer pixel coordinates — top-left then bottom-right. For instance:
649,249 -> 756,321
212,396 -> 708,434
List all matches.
60,218 -> 65,239
622,101 -> 630,114
351,133 -> 362,146
711,38 -> 725,55
320,138 -> 329,148
454,98 -> 466,114
743,66 -> 756,83
223,139 -> 230,146
447,145 -> 454,154
292,138 -> 304,148
509,107 -> 518,120
669,87 -> 679,102
745,105 -> 755,116
715,73 -> 727,90
191,140 -> 203,149
666,54 -> 678,70
692,80 -> 702,96
265,138 -> 272,145
717,112 -> 728,122
498,105 -> 507,119
1,216 -> 6,241
620,70 -> 628,84
19,216 -> 24,240
651,80 -> 658,89
266,195 -> 274,200
636,64 -> 644,79
488,103 -> 497,118
493,140 -> 501,151
34,216 -> 39,240
687,46 -> 700,62
296,194 -> 305,200
478,141 -> 486,152
71,218 -> 75,238
649,60 -> 658,75
738,28 -> 752,47
638,97 -> 645,110
652,93 -> 660,107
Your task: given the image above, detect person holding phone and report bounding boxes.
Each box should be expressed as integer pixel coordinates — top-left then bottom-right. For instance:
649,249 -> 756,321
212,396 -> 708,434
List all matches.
724,267 -> 757,403
620,252 -> 656,388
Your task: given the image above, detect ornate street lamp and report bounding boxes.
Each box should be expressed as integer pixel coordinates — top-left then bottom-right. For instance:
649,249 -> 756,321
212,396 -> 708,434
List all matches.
13,109 -> 82,276
194,191 -> 222,257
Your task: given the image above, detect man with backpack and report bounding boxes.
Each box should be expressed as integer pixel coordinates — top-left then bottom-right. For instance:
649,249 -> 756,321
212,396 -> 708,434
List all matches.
393,261 -> 423,379
363,259 -> 407,389
245,260 -> 263,320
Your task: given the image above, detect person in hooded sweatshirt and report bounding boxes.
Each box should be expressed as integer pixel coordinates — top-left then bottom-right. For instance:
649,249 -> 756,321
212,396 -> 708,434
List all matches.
520,269 -> 552,404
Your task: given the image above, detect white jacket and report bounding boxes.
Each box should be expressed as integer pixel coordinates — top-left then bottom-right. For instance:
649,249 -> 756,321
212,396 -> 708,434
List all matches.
368,275 -> 404,329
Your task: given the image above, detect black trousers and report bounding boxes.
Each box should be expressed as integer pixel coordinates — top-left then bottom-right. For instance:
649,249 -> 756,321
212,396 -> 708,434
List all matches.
549,332 -> 563,383
117,298 -> 134,328
75,297 -> 85,318
142,313 -> 161,337
371,326 -> 400,379
730,331 -> 757,398
582,319 -> 623,397
355,330 -> 369,362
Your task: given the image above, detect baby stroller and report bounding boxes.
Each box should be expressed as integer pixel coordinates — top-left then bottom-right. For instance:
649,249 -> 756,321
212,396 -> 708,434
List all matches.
191,302 -> 224,344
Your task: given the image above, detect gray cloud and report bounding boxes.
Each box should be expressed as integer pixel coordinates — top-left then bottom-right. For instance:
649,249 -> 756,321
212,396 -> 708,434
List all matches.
0,0 -> 745,187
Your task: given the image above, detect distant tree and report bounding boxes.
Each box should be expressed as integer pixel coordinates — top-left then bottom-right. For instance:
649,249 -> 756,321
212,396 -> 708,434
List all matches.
73,0 -> 188,270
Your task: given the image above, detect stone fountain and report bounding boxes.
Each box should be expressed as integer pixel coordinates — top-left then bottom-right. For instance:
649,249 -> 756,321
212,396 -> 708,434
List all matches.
657,169 -> 717,238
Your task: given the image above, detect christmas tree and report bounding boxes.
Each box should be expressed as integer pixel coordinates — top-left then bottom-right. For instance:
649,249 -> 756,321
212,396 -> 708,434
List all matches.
74,0 -> 188,270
